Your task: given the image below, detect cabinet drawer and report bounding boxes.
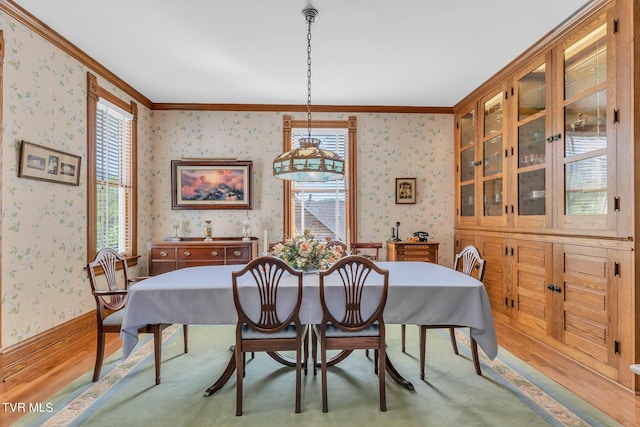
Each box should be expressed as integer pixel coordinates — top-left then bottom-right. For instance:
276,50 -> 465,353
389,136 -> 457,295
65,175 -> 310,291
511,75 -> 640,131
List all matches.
398,253 -> 437,262
149,261 -> 177,276
178,247 -> 225,261
225,246 -> 252,263
150,247 -> 176,260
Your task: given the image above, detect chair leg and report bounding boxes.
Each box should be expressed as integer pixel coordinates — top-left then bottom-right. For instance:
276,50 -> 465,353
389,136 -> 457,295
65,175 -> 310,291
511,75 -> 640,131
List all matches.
303,326 -> 309,375
183,324 -> 189,353
92,331 -> 105,382
374,349 -> 379,374
401,324 -> 406,353
153,326 -> 162,385
449,327 -> 459,355
471,337 -> 481,375
419,326 -> 427,380
236,346 -> 243,416
242,352 -> 247,377
379,348 -> 386,412
312,327 -> 318,375
321,342 -> 328,412
295,344 -> 302,413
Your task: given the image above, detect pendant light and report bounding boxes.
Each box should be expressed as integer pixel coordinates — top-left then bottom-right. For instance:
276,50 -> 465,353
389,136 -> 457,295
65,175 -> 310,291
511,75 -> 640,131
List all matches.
272,7 -> 345,182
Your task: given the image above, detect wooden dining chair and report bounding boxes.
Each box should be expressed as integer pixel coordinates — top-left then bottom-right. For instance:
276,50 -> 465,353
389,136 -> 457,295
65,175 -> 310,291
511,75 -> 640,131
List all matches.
314,255 -> 389,412
87,248 -> 188,385
232,256 -> 305,416
351,242 -> 383,260
401,244 -> 486,379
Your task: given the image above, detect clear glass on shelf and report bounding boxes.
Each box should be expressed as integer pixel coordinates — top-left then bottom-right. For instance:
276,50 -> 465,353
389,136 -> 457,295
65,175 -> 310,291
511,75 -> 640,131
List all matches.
518,169 -> 546,216
460,110 -> 475,148
563,23 -> 608,217
483,135 -> 503,177
484,93 -> 503,137
518,63 -> 546,120
565,24 -> 606,100
483,178 -> 503,216
460,183 -> 474,217
564,90 -> 607,155
518,117 -> 546,168
460,147 -> 475,182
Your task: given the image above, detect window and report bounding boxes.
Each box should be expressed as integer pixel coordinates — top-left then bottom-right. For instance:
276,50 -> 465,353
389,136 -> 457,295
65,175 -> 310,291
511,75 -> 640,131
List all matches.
87,72 -> 138,261
282,115 -> 357,243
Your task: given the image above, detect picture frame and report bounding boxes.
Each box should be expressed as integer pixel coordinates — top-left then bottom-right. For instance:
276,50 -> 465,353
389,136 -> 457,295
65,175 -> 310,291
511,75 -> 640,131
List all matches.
395,177 -> 416,204
171,159 -> 252,210
18,140 -> 81,186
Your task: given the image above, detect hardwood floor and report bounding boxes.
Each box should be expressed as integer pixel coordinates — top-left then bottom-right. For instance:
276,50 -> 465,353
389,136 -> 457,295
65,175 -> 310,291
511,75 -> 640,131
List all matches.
2,333 -> 121,425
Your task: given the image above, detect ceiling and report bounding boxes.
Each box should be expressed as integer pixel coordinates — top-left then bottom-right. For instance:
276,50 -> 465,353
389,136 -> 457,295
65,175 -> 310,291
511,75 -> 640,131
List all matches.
13,0 -> 594,107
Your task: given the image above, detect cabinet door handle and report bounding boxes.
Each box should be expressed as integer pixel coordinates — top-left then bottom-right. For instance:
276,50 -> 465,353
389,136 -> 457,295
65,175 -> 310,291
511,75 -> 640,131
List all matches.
547,284 -> 555,291
233,250 -> 242,257
183,251 -> 191,257
211,251 -> 219,256
160,251 -> 168,257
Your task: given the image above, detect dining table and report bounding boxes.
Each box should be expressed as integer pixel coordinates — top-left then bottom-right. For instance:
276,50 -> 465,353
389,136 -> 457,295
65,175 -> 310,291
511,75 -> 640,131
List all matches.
120,261 -> 497,395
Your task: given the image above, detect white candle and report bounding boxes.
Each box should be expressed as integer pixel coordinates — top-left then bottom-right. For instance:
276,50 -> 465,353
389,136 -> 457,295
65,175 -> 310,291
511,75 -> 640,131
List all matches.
263,229 -> 268,253
346,228 -> 351,253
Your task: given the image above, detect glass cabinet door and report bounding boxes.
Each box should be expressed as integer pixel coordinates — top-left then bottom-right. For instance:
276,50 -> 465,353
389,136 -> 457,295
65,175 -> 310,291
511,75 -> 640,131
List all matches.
558,21 -> 611,230
514,59 -> 550,226
481,91 -> 506,223
457,108 -> 477,222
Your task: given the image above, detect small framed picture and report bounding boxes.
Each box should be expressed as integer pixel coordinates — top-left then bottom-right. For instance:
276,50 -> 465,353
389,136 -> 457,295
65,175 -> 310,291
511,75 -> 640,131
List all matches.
18,140 -> 81,186
395,177 -> 416,204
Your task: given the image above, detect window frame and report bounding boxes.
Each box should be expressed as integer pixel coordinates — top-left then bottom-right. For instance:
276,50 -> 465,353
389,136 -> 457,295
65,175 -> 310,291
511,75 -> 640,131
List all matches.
281,115 -> 357,243
87,72 -> 138,263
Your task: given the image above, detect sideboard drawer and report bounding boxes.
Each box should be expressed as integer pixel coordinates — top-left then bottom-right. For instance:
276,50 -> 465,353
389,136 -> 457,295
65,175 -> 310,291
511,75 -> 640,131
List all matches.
387,241 -> 439,264
150,247 -> 176,260
178,247 -> 225,262
225,246 -> 252,264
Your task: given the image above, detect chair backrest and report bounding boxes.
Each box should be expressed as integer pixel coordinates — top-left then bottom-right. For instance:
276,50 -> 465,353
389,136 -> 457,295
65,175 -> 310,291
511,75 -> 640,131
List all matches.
326,240 -> 348,258
87,247 -> 131,312
319,255 -> 389,332
453,245 -> 486,282
351,242 -> 382,261
232,256 -> 303,334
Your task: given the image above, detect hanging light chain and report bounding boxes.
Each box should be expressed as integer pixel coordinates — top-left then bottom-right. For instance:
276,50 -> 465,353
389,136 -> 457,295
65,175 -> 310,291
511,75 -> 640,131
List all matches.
306,11 -> 314,138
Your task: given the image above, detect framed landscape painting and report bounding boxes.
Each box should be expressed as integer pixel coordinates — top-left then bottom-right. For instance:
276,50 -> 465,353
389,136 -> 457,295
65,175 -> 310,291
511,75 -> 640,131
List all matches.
18,140 -> 81,186
171,160 -> 252,210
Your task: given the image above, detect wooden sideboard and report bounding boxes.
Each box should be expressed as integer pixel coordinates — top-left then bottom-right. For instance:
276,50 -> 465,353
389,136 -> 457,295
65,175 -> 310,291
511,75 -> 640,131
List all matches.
387,241 -> 439,264
148,237 -> 258,276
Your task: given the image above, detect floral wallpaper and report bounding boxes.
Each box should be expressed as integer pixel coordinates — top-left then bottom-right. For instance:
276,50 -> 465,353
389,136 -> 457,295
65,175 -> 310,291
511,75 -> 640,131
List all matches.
0,11 -> 454,348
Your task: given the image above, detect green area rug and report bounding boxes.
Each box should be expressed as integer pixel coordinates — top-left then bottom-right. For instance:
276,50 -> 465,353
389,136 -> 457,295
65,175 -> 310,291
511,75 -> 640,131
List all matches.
13,325 -> 619,426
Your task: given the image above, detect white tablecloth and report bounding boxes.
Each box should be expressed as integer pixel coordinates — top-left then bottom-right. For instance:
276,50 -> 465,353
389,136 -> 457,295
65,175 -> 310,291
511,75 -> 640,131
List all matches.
120,261 -> 497,360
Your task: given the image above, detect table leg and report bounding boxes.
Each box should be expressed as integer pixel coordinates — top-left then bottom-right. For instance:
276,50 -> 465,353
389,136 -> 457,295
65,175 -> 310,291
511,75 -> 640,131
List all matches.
385,353 -> 414,391
203,346 -> 236,397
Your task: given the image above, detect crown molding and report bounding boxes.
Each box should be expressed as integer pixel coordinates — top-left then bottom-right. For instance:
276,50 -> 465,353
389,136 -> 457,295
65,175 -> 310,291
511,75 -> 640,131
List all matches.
151,103 -> 453,114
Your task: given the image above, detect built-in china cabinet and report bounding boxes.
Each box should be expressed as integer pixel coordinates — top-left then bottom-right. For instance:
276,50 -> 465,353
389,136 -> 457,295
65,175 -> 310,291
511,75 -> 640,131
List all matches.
454,0 -> 637,422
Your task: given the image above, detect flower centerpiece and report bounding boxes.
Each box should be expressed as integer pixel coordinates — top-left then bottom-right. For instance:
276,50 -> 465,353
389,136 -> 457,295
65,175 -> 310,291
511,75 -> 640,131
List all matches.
271,229 -> 342,272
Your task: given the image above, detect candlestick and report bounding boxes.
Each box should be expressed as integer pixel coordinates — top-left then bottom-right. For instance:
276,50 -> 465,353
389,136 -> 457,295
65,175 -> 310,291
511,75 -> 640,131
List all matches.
263,229 -> 268,253
346,228 -> 351,254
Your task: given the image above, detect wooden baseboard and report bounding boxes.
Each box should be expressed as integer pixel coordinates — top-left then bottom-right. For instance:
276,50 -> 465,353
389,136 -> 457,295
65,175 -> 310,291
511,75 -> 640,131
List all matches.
2,311 -> 96,382
494,320 -> 636,426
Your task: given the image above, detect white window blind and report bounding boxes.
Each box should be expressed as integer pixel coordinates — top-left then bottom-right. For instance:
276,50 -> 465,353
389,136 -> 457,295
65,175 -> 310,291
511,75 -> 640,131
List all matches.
95,99 -> 132,254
